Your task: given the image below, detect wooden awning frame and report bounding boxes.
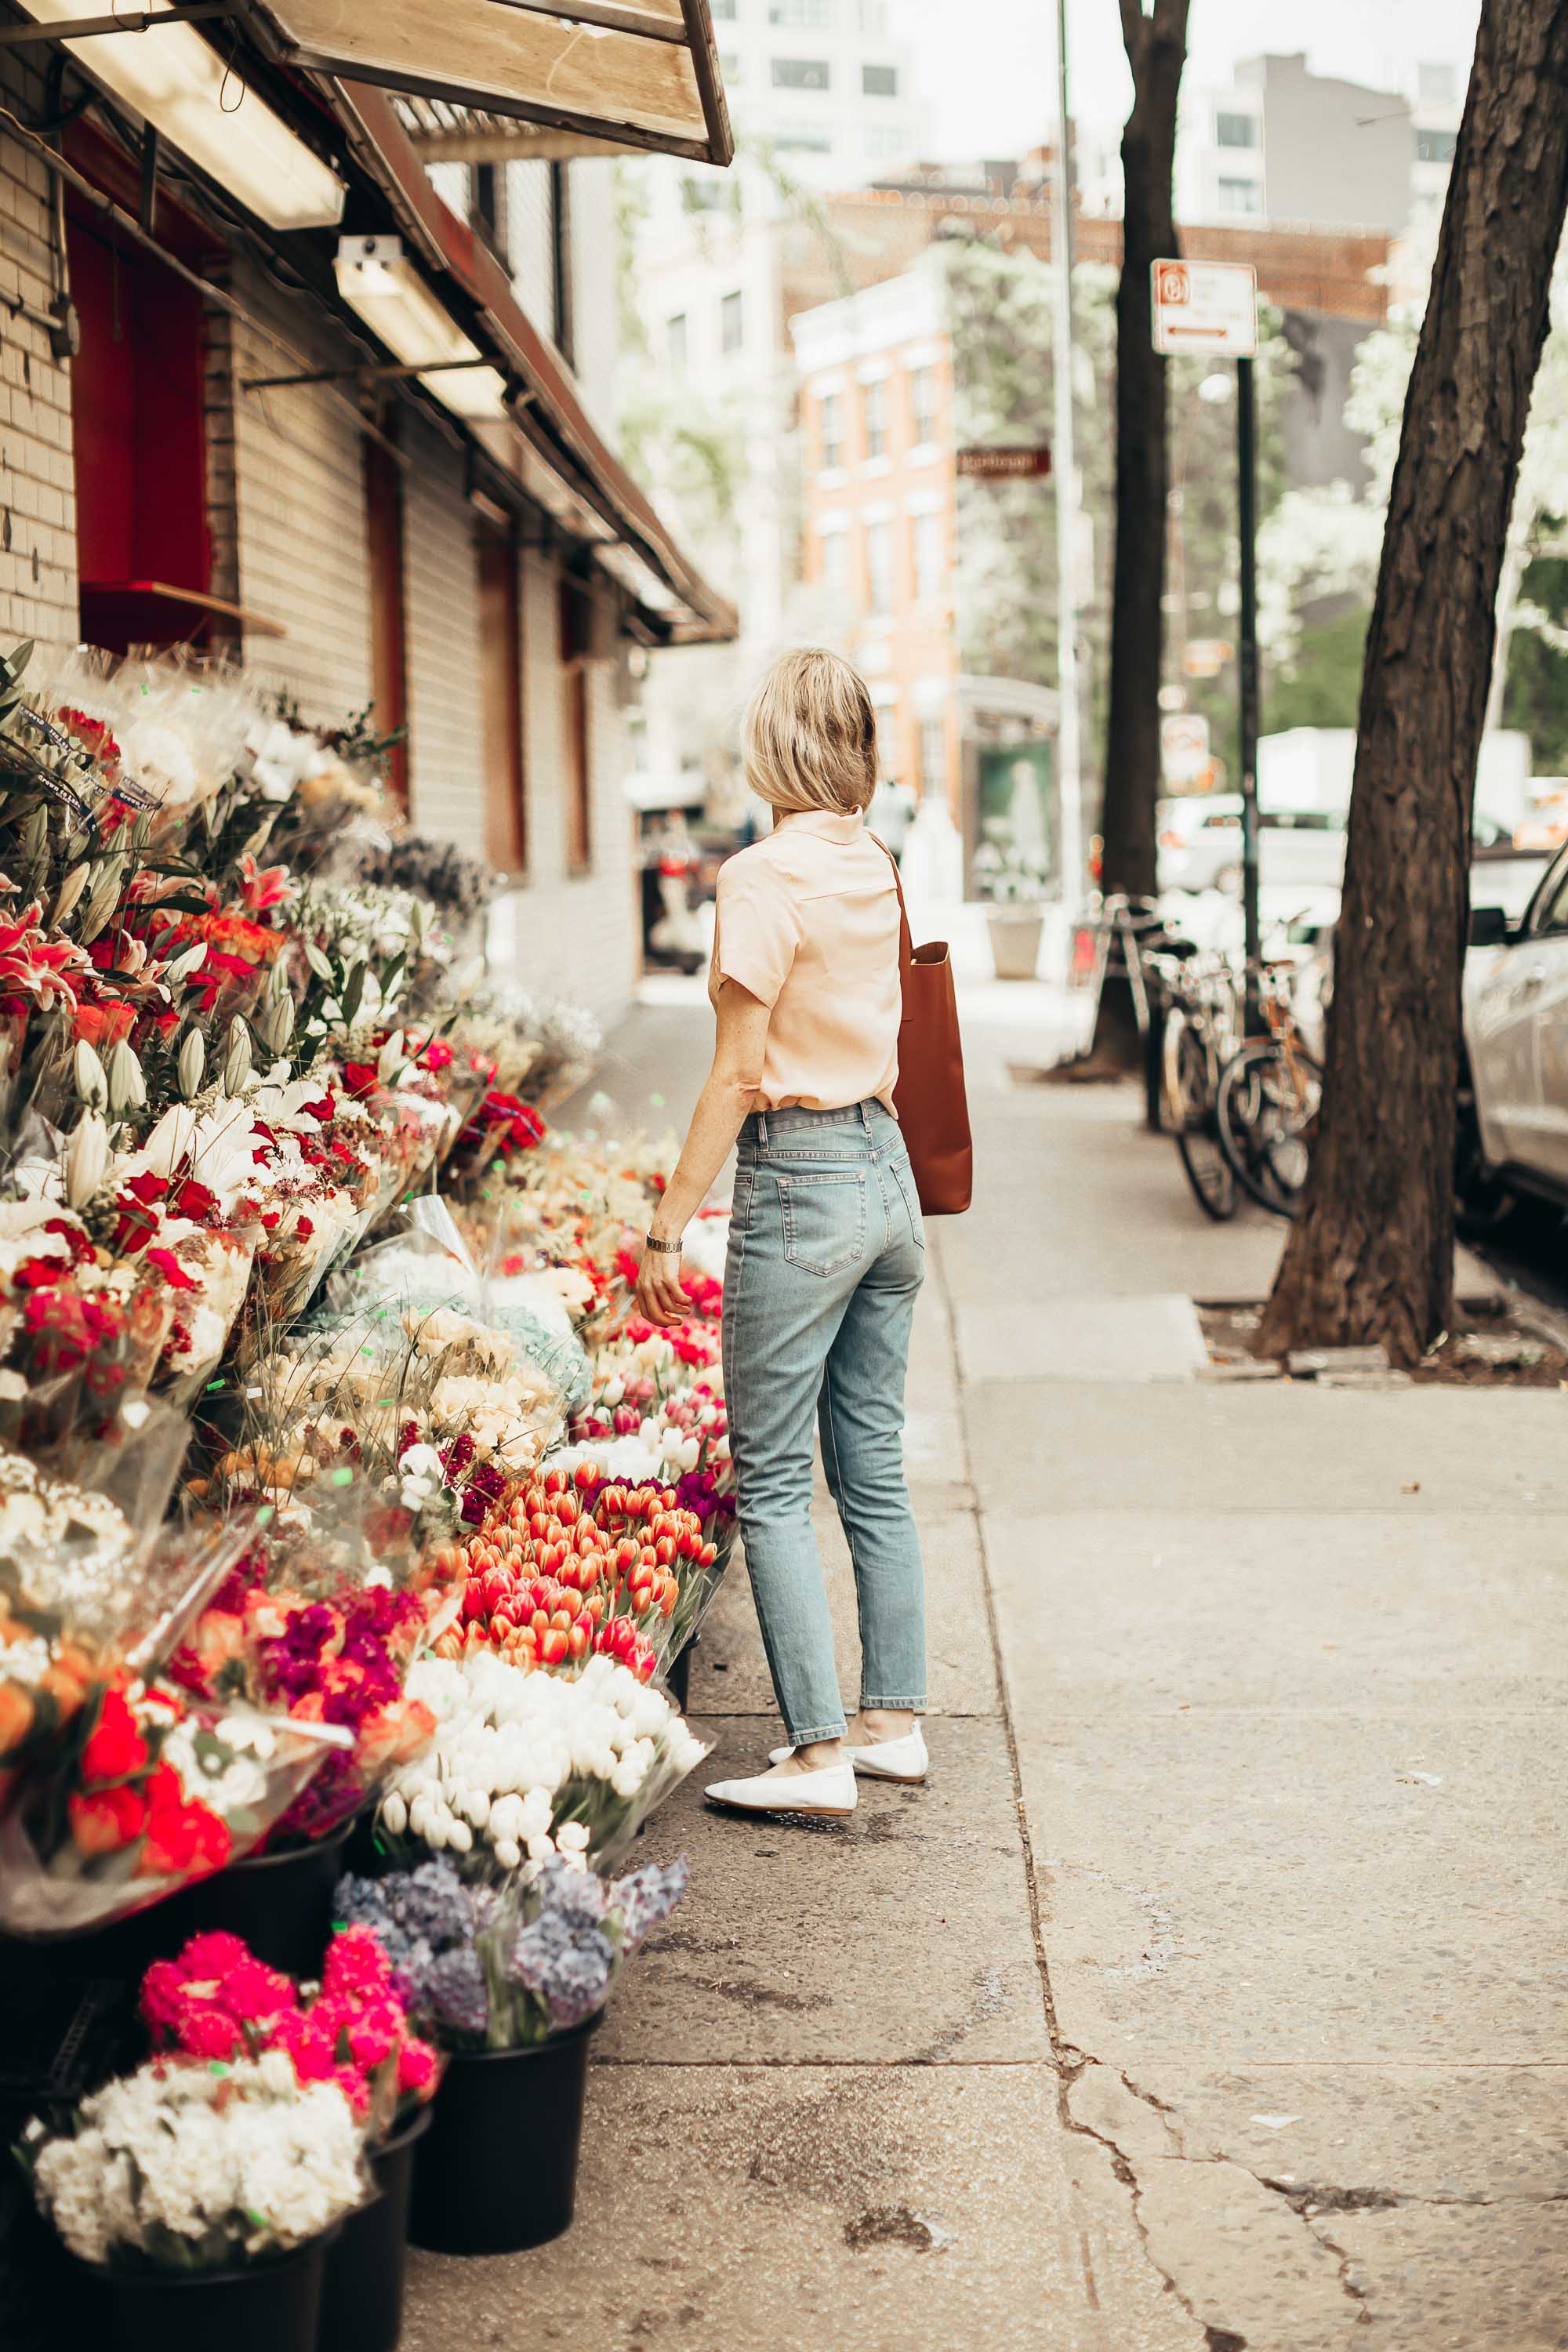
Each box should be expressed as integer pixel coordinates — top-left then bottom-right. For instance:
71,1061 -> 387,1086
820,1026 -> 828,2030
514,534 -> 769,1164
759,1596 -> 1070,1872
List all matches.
249,0 -> 733,168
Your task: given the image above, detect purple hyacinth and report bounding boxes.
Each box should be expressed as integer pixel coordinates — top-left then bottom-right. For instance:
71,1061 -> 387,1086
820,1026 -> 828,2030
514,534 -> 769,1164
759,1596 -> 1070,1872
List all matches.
423,1945 -> 491,2038
610,1857 -> 690,1955
507,1908 -> 615,2030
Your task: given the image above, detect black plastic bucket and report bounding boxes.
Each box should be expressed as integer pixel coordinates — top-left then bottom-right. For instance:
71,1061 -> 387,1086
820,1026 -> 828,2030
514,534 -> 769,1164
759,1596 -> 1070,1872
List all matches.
318,2106 -> 430,2352
408,2018 -> 597,2256
663,1631 -> 695,1715
183,1820 -> 353,1980
72,2224 -> 339,2352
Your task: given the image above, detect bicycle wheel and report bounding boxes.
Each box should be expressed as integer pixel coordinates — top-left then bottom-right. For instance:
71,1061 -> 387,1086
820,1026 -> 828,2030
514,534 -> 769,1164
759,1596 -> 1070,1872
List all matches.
1216,1038 -> 1322,1218
1170,1013 -> 1238,1221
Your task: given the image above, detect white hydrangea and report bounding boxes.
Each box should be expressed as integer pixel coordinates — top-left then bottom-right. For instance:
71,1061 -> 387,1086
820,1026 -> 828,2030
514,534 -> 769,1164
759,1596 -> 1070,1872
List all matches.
31,2056 -> 365,2268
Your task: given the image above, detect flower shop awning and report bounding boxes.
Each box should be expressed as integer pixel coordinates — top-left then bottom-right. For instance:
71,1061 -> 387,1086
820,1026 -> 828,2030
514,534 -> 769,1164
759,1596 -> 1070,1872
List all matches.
330,80 -> 737,647
251,0 -> 732,167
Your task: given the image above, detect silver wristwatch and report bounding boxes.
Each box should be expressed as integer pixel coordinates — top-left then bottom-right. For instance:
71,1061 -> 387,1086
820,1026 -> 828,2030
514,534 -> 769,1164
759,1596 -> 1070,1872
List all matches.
644,1232 -> 683,1254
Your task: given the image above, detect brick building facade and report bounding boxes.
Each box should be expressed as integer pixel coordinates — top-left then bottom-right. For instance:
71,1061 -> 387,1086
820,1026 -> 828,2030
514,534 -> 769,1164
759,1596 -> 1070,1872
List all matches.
0,29 -> 731,1030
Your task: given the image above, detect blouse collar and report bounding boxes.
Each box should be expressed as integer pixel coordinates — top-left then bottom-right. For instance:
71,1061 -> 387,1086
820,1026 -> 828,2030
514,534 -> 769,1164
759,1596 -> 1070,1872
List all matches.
773,809 -> 865,844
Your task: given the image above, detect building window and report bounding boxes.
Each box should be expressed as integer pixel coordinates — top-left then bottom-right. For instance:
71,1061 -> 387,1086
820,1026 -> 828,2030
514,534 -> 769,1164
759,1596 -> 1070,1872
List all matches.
1216,176 -> 1261,216
918,716 -> 946,796
862,377 -> 888,459
864,518 -> 894,615
771,56 -> 830,88
477,520 -> 526,873
550,161 -> 574,364
865,124 -> 912,160
1417,125 -> 1457,164
818,524 -> 848,598
720,50 -> 739,80
470,162 -> 508,262
363,430 -> 410,808
873,695 -> 898,775
858,0 -> 888,29
720,289 -> 744,354
769,0 -> 832,20
909,363 -> 936,445
862,63 -> 898,96
1214,109 -> 1257,149
668,312 -> 688,370
67,213 -> 211,657
559,575 -> 593,873
775,132 -> 832,151
711,0 -> 735,16
818,388 -> 844,469
912,510 -> 944,603
1417,60 -> 1457,103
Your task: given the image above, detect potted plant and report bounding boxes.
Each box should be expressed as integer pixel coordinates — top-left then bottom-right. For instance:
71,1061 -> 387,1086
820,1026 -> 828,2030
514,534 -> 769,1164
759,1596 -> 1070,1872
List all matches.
975,845 -> 1048,980
22,2049 -> 366,2352
336,1850 -> 688,2256
137,1924 -> 442,2352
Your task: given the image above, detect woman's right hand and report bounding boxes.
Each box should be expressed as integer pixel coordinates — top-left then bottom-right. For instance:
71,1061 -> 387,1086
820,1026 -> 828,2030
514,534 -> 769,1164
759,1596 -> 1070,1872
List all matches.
634,1236 -> 688,1327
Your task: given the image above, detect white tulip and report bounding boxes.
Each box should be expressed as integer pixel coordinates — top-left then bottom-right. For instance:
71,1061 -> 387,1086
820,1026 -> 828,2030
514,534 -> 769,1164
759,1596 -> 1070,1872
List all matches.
494,1838 -> 521,1871
447,1819 -> 473,1853
64,1112 -> 110,1210
380,1792 -> 407,1836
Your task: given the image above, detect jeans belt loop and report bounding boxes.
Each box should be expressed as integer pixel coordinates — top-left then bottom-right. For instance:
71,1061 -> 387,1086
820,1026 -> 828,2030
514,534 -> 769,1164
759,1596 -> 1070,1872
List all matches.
859,1100 -> 873,1138
756,1109 -> 769,1149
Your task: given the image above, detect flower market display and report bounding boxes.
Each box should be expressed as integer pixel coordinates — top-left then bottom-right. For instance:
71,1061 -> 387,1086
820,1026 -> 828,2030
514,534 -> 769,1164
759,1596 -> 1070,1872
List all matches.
0,641 -> 739,2345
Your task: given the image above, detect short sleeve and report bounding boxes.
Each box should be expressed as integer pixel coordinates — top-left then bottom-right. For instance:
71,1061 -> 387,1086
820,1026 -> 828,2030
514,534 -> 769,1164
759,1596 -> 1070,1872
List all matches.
715,852 -> 803,1008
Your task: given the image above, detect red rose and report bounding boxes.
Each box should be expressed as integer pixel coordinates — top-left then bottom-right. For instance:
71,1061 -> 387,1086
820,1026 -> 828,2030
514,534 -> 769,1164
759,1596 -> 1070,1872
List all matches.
80,1685 -> 149,1783
69,1783 -> 147,1854
145,1247 -> 201,1293
171,1177 -> 220,1223
340,1062 -> 378,1102
10,1256 -> 67,1291
122,1171 -> 168,1209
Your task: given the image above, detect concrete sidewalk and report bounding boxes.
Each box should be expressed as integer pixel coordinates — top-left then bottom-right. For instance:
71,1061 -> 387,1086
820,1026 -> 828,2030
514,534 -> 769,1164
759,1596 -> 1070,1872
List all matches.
406,980 -> 1566,2352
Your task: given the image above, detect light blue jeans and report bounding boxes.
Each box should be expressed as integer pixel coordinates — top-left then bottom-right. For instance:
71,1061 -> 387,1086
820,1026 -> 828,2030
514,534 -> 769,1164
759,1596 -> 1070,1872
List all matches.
722,1099 -> 927,1746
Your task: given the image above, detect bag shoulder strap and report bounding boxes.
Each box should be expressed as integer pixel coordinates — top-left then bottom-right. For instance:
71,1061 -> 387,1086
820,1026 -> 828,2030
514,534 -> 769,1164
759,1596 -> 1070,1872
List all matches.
869,830 -> 914,982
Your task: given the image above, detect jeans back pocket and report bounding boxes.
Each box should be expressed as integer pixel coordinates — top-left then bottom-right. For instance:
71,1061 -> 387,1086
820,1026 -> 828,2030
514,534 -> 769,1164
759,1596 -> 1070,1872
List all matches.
778,1170 -> 867,1277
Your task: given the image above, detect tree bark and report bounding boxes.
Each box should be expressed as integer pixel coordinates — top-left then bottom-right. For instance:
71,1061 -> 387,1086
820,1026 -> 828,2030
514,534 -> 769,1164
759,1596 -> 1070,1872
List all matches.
1258,0 -> 1568,1367
1091,0 -> 1189,1069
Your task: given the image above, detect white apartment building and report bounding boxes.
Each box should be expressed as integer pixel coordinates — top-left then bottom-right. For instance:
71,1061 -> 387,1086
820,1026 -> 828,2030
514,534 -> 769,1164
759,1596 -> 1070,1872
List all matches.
705,0 -> 928,183
1175,50 -> 1465,234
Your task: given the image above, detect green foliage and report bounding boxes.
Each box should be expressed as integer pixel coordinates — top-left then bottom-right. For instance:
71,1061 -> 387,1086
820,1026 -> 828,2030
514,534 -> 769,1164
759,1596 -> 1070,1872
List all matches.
1502,556 -> 1568,772
1266,604 -> 1371,731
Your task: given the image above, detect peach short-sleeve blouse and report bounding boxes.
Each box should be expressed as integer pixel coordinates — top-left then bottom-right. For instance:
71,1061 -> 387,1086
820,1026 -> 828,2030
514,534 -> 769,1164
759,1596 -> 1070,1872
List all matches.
709,809 -> 901,1112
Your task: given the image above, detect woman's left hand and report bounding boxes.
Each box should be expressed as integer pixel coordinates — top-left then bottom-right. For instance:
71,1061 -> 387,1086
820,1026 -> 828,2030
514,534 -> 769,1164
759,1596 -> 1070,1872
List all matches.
635,1236 -> 688,1327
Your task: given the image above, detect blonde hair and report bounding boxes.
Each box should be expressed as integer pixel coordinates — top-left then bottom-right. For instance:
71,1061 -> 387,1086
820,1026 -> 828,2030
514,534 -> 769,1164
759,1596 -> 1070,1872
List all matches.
742,648 -> 878,815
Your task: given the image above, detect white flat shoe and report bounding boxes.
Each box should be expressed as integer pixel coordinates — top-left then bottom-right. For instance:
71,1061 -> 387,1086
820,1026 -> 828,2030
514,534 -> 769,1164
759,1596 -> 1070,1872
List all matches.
768,1724 -> 928,1784
705,1762 -> 857,1817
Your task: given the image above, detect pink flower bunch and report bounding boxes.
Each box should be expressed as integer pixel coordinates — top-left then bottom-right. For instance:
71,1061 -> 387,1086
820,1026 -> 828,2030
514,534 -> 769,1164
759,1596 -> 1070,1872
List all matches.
140,1923 -> 441,2130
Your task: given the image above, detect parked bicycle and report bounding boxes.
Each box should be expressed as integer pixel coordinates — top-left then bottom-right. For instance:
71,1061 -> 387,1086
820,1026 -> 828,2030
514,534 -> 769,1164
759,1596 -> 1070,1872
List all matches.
1145,942 -> 1244,1221
1214,960 -> 1324,1217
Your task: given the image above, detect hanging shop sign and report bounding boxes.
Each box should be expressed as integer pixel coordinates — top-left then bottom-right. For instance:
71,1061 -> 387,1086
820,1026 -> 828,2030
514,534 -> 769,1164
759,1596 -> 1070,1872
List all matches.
1150,260 -> 1258,358
956,447 -> 1051,479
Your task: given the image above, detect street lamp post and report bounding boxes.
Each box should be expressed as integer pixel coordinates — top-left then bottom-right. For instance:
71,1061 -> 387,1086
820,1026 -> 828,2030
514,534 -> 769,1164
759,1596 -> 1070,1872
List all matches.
1050,0 -> 1083,918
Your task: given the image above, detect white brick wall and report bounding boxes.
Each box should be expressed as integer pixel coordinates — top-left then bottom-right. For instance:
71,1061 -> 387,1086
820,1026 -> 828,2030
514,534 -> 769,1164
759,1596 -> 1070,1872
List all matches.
567,162 -> 618,435
0,58 -> 79,652
223,256 -> 373,726
487,544 -> 637,1025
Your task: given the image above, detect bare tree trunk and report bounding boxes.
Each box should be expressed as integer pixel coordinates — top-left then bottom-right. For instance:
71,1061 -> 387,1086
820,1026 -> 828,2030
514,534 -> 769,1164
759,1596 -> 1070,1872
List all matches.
1088,0 -> 1189,1070
1258,0 -> 1568,1367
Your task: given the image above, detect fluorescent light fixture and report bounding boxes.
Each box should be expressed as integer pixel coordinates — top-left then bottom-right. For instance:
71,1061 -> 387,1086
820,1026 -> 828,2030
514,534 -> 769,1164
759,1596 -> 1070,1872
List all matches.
334,235 -> 512,423
15,0 -> 345,231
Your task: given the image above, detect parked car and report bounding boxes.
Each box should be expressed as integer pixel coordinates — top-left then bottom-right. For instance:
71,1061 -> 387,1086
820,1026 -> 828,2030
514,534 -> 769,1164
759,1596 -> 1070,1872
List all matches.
1461,840 -> 1568,1215
1156,796 -> 1346,898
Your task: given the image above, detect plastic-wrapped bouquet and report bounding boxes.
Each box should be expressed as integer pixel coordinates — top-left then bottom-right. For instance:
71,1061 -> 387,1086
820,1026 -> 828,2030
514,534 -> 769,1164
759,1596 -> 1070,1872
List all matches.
23,2049 -> 368,2270
141,1924 -> 441,2137
335,1849 -> 688,2048
375,1649 -> 708,1873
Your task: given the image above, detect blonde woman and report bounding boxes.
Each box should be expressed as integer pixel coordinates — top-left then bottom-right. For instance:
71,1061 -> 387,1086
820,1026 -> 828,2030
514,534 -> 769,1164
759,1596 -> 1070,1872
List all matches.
634,648 -> 927,1819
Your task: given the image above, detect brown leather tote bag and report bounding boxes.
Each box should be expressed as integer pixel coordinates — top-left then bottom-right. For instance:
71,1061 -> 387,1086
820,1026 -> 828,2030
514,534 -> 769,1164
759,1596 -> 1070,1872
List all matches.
876,841 -> 972,1215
